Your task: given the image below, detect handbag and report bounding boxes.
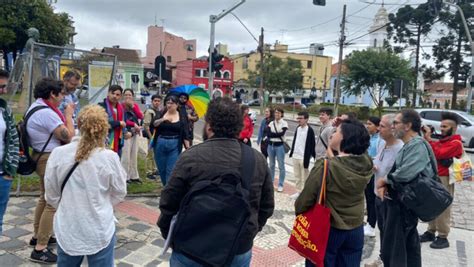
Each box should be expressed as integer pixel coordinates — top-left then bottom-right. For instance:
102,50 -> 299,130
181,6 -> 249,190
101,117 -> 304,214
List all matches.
393,141 -> 453,222
272,122 -> 290,153
137,132 -> 149,157
288,159 -> 331,266
449,140 -> 473,183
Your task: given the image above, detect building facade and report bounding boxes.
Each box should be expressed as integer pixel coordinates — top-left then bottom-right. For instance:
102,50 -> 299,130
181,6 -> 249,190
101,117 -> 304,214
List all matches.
103,46 -> 144,94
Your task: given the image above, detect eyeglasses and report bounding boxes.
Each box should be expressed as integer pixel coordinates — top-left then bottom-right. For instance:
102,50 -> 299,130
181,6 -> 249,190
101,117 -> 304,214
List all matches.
393,120 -> 402,125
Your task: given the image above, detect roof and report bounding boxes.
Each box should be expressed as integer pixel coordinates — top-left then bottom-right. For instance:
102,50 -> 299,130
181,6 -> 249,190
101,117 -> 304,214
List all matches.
424,82 -> 467,94
102,47 -> 141,64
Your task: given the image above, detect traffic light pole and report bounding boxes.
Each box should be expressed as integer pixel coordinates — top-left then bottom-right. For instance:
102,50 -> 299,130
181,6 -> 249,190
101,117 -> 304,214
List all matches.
334,4 -> 346,117
208,0 -> 246,98
259,27 -> 265,115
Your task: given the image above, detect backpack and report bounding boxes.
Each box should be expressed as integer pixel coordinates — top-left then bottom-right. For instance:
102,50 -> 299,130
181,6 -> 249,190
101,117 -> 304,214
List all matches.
171,143 -> 256,267
17,106 -> 53,175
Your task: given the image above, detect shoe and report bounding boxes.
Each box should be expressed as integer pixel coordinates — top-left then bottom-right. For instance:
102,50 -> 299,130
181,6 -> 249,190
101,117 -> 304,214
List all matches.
419,231 -> 436,243
290,193 -> 300,199
130,179 -> 142,184
430,237 -> 449,249
147,174 -> 157,180
277,186 -> 283,192
364,225 -> 376,237
29,236 -> 57,247
364,258 -> 383,267
30,248 -> 57,264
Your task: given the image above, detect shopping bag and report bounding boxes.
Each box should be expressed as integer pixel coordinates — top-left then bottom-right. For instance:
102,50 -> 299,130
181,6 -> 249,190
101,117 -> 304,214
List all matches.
288,159 -> 331,266
137,133 -> 149,157
449,142 -> 473,183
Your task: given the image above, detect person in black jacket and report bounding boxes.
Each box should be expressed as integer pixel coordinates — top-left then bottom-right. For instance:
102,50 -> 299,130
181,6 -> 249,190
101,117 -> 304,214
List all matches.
158,97 -> 274,266
289,111 -> 316,199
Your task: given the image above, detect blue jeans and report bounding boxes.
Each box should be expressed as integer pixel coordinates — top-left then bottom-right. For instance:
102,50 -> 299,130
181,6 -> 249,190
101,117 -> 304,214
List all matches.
154,137 -> 180,186
0,175 -> 12,235
268,144 -> 286,187
57,234 -> 116,267
170,249 -> 252,267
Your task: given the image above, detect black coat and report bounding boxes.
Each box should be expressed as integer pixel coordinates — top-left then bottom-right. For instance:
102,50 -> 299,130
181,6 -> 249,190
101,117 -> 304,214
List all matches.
289,125 -> 316,168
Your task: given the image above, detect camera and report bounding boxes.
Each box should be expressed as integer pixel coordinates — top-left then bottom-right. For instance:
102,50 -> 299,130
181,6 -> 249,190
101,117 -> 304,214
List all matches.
421,125 -> 435,133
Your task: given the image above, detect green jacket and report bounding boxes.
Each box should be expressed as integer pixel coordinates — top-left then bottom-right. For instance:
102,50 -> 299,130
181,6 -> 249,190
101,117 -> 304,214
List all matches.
0,98 -> 19,176
295,154 -> 373,230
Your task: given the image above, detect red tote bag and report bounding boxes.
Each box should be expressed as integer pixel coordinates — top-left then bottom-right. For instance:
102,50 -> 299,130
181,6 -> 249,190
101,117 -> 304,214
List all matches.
288,159 -> 331,266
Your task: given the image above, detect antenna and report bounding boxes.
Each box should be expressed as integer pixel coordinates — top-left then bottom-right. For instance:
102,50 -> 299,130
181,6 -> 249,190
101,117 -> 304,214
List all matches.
154,13 -> 157,26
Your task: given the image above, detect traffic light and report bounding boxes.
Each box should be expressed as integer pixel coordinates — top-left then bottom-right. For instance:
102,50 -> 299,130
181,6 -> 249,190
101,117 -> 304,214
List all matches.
313,0 -> 326,6
428,0 -> 443,17
209,49 -> 224,73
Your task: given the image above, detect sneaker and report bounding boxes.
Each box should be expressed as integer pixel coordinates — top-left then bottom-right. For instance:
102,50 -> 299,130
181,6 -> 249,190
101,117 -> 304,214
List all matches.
290,193 -> 300,199
277,186 -> 283,192
364,258 -> 383,267
30,248 -> 57,264
146,174 -> 157,180
419,231 -> 436,243
29,236 -> 57,247
430,237 -> 449,249
364,225 -> 376,237
130,179 -> 142,184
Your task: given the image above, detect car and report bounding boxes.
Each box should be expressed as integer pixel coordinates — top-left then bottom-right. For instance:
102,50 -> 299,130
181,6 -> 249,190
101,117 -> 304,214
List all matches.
416,108 -> 474,148
284,101 -> 307,109
244,99 -> 260,106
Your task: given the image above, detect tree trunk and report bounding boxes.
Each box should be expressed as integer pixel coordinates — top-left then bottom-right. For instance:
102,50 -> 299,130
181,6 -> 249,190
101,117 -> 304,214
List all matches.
450,26 -> 463,110
413,25 -> 422,107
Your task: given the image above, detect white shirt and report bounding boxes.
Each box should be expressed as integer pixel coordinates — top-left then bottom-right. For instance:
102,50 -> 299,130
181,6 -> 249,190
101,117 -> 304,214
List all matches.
0,110 -> 5,172
44,137 -> 127,256
293,125 -> 308,160
27,99 -> 63,152
268,119 -> 288,143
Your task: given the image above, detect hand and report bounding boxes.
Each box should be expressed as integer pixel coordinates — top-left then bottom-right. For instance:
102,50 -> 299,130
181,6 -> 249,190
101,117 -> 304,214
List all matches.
184,139 -> 190,149
373,165 -> 378,172
124,132 -> 132,139
243,138 -> 248,143
422,125 -> 431,140
377,186 -> 387,200
120,121 -> 126,128
133,124 -> 141,133
64,103 -> 75,117
376,178 -> 387,200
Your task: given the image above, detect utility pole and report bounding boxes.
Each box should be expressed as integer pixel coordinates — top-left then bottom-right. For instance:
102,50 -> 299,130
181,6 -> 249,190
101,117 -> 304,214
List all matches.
259,27 -> 265,114
208,0 -> 246,98
159,42 -> 163,95
334,4 -> 346,117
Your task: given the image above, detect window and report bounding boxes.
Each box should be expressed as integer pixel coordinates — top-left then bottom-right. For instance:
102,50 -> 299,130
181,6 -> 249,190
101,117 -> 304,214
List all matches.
424,111 -> 442,122
215,71 -> 222,78
203,69 -> 209,77
243,57 -> 248,69
307,61 -> 312,69
167,56 -> 172,62
223,71 -> 230,79
195,69 -> 201,77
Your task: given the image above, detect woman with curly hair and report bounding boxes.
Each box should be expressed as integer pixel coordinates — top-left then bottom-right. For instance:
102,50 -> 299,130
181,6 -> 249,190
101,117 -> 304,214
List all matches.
295,119 -> 373,267
44,105 -> 127,267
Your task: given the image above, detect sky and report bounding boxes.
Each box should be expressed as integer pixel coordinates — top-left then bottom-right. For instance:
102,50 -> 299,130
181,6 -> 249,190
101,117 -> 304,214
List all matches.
54,0 -> 429,60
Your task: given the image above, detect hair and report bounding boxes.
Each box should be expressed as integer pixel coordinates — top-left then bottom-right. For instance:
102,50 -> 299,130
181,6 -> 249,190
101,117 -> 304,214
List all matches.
399,109 -> 422,132
0,69 -> 9,79
63,70 -> 81,81
298,111 -> 309,119
123,88 -> 134,96
240,104 -> 249,115
368,116 -> 381,127
342,112 -> 357,120
151,94 -> 162,101
164,94 -> 179,104
75,105 -> 110,162
339,119 -> 370,155
33,78 -> 63,99
274,107 -> 285,117
382,114 -> 396,126
108,84 -> 123,93
205,97 -> 243,138
266,107 -> 275,120
441,112 -> 459,125
319,107 -> 333,116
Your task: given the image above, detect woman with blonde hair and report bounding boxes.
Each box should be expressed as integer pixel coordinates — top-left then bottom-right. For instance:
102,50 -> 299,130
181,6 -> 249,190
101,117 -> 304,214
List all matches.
45,105 -> 127,267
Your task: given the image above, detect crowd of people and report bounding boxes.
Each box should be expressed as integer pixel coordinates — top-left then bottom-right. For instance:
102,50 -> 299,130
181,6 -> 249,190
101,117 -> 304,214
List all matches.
0,68 -> 464,266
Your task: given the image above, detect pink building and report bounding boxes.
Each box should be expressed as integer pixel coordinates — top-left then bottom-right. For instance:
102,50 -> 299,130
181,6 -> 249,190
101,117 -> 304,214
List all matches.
141,26 -> 197,72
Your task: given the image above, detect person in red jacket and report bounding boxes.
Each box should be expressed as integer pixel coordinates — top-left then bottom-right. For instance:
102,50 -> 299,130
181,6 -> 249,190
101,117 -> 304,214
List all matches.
239,105 -> 254,147
420,111 -> 463,249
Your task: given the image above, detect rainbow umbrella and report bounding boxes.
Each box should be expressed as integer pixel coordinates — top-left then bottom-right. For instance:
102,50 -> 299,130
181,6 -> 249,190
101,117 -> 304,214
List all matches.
170,84 -> 210,118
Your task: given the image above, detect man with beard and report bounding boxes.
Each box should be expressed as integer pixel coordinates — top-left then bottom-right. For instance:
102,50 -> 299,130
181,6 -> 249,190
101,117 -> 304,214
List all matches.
419,112 -> 463,249
376,109 -> 436,267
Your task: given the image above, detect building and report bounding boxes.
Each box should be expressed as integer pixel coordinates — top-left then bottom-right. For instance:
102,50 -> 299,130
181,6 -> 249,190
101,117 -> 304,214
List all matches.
175,56 -> 234,97
424,82 -> 469,109
102,46 -> 144,94
369,5 -> 389,49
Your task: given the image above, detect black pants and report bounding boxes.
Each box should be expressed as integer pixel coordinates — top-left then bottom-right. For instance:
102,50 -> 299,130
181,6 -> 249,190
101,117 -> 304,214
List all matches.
381,191 -> 421,267
375,197 -> 386,258
365,176 -> 376,228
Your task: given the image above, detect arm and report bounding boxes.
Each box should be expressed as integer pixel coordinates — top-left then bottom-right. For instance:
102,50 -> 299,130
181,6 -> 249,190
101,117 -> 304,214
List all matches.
108,153 -> 127,206
143,110 -> 154,138
257,165 -> 275,230
267,127 -> 288,138
188,107 -> 198,122
53,105 -> 75,143
429,140 -> 463,160
257,119 -> 265,145
44,152 -> 60,209
133,103 -> 144,120
295,160 -> 324,215
387,143 -> 430,184
4,108 -> 20,177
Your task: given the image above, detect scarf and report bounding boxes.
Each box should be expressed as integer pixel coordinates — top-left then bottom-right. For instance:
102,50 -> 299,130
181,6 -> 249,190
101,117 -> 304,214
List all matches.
43,99 -> 66,124
104,98 -> 124,154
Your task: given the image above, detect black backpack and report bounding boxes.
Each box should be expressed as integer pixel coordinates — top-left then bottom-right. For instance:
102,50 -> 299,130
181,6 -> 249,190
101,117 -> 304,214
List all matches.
172,143 -> 256,267
17,106 -> 53,175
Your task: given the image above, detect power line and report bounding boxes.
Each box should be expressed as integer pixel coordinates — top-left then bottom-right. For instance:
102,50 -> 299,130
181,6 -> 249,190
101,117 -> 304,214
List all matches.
230,12 -> 259,44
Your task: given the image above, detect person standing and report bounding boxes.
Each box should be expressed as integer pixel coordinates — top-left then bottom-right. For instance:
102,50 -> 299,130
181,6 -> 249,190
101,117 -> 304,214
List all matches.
59,70 -> 81,129
239,105 -> 254,147
121,89 -> 144,183
256,107 -> 273,158
143,94 -> 162,179
267,107 -> 288,192
376,109 -> 435,267
0,70 -> 20,236
296,119 -> 373,267
179,93 -> 198,145
289,111 -> 315,199
44,105 -> 127,267
99,85 -> 126,157
419,112 -> 463,249
28,78 -> 75,264
315,107 -> 333,159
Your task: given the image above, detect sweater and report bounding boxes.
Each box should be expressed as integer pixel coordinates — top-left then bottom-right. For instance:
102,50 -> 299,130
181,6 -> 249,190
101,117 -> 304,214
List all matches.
0,98 -> 19,176
289,125 -> 316,168
428,135 -> 463,176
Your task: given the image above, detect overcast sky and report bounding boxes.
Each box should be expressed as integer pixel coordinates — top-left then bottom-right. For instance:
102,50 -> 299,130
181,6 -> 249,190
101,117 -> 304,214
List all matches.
54,0 -> 428,60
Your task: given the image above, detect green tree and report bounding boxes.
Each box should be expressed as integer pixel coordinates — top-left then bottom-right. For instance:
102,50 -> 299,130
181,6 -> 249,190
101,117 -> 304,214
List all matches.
247,56 -> 304,94
432,0 -> 473,110
387,3 -> 436,107
342,49 -> 413,116
0,1 -> 73,64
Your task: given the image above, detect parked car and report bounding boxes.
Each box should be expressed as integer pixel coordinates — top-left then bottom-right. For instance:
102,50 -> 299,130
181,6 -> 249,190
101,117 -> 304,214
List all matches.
416,108 -> 474,148
284,101 -> 307,109
244,99 -> 260,106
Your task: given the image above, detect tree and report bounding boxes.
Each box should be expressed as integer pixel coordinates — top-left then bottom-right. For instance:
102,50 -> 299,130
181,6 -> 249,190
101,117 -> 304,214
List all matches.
387,3 -> 436,107
0,1 -> 73,66
432,0 -> 473,109
342,49 -> 413,116
247,56 -> 304,94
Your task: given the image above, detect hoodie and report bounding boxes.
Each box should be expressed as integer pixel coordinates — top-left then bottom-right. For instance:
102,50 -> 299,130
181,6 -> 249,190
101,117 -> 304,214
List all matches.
295,154 -> 373,230
429,134 -> 463,176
